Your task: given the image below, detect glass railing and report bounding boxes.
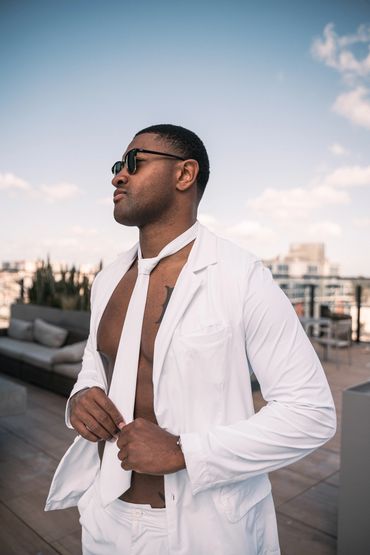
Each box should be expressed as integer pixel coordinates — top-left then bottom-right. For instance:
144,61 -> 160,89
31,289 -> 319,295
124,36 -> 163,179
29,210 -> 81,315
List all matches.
272,275 -> 370,343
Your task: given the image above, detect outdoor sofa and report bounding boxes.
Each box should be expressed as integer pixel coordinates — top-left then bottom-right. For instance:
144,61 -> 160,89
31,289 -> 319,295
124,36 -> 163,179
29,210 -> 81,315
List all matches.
0,303 -> 89,396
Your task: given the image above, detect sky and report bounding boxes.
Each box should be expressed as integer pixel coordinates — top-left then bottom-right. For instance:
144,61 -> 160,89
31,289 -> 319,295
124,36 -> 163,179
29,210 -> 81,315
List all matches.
1,0 -> 370,275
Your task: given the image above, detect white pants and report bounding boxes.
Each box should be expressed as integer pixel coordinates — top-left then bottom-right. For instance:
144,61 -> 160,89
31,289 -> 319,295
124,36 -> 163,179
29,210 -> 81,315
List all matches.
78,484 -> 169,555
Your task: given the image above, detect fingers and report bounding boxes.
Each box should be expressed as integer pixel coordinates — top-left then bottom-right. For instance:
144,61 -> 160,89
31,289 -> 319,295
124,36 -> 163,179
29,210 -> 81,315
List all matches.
120,458 -> 132,471
117,424 -> 134,469
70,387 -> 125,442
116,419 -> 151,471
70,416 -> 101,442
117,443 -> 132,470
89,400 -> 121,437
116,429 -> 129,449
91,388 -> 125,428
85,409 -> 116,440
115,419 -> 183,475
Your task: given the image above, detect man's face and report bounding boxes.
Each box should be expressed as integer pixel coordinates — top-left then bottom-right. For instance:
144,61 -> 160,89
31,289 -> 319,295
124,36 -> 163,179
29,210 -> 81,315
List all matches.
112,133 -> 182,228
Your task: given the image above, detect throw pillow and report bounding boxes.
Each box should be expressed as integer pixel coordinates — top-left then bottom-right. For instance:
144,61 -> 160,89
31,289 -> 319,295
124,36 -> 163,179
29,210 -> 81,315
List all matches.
51,340 -> 87,364
33,318 -> 68,348
8,318 -> 34,341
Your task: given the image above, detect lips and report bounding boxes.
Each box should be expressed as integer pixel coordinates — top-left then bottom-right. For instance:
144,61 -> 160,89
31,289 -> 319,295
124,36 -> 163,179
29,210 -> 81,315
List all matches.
113,190 -> 127,203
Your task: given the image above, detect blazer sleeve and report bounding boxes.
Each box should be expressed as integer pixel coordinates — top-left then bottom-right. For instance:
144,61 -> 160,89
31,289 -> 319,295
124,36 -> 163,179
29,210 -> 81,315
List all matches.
180,260 -> 337,495
65,272 -> 107,428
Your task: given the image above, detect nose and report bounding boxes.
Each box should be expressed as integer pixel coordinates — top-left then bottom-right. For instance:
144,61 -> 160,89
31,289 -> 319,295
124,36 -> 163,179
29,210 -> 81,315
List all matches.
112,170 -> 128,188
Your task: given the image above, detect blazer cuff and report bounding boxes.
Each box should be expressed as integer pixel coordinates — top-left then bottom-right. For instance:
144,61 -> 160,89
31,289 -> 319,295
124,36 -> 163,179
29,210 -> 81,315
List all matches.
180,432 -> 210,495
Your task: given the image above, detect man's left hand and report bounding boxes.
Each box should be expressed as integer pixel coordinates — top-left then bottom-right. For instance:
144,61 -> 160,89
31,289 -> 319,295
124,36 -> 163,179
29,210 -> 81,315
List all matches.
116,418 -> 185,475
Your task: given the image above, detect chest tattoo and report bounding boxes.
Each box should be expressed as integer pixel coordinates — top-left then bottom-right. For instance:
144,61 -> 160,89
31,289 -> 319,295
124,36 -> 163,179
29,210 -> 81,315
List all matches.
155,285 -> 174,324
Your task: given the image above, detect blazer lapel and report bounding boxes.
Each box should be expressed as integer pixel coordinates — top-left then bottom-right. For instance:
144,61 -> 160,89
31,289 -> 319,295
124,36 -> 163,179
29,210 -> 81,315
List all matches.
152,224 -> 218,395
88,244 -> 139,388
92,243 -> 139,341
153,270 -> 203,394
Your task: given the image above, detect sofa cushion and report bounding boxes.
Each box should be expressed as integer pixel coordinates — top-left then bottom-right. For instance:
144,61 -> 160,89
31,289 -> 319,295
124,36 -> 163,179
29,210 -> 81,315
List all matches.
0,337 -> 32,361
53,361 -> 82,379
8,318 -> 33,342
34,318 -> 68,348
0,337 -> 57,370
51,340 -> 87,364
21,342 -> 58,370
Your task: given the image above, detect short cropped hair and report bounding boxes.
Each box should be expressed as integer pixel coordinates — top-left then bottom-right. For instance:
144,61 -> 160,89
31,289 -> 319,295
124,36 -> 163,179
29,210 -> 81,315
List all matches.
135,124 -> 210,198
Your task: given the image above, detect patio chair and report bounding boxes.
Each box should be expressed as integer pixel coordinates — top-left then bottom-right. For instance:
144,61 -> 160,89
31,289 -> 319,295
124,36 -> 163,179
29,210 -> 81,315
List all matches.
316,319 -> 352,366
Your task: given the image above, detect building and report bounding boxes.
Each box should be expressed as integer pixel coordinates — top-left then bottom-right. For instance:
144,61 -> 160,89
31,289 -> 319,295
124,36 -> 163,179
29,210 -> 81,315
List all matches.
264,243 -> 340,278
263,243 -> 351,319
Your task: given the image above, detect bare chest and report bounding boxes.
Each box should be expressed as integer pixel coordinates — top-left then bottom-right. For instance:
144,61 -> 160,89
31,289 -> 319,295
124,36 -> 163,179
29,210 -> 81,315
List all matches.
97,265 -> 180,367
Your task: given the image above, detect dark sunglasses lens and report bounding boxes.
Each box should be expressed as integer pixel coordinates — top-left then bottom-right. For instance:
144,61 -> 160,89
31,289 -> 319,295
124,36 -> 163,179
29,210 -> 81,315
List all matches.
112,161 -> 121,175
127,150 -> 136,174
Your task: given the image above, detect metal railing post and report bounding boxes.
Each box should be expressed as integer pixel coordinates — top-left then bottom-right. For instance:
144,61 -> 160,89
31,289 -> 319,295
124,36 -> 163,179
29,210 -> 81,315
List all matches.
309,284 -> 316,318
355,285 -> 362,343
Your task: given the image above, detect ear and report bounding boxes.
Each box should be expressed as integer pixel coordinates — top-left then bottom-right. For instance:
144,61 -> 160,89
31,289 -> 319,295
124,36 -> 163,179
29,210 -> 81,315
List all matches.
176,159 -> 199,192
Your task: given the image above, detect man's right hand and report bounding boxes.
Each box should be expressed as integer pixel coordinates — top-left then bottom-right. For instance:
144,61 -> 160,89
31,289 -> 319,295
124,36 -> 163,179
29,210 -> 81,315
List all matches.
69,387 -> 125,442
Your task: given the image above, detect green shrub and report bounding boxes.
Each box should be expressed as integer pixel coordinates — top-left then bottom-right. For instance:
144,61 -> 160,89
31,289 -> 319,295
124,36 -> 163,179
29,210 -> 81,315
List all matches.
27,258 -> 101,311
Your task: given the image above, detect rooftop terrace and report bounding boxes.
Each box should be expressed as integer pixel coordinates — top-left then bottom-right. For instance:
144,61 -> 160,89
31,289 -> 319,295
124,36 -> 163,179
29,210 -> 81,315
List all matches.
0,341 -> 369,555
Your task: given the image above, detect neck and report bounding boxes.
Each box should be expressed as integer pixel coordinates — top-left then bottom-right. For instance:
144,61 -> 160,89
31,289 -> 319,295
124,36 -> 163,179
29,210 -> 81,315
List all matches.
138,216 -> 197,258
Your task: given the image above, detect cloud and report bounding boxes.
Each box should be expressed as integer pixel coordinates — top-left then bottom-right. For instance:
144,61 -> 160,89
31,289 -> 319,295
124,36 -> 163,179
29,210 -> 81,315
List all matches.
97,196 -> 112,206
312,24 -> 370,130
198,213 -> 218,229
320,164 -> 370,188
247,184 -> 349,221
311,23 -> 338,68
311,23 -> 370,81
39,182 -> 83,202
41,226 -> 98,253
0,172 -> 31,191
247,163 -> 370,222
42,237 -> 78,248
198,213 -> 276,246
226,220 -> 276,242
309,183 -> 350,201
353,217 -> 370,228
0,172 -> 84,204
308,221 -> 342,237
70,225 -> 98,236
329,143 -> 349,156
250,161 -> 370,223
332,86 -> 370,129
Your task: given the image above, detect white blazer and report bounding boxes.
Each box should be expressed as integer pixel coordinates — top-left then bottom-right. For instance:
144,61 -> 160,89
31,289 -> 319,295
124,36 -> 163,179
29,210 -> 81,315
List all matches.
45,224 -> 336,555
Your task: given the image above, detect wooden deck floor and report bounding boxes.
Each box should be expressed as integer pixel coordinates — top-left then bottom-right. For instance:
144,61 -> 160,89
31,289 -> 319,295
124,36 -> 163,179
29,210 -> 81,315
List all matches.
1,342 -> 369,555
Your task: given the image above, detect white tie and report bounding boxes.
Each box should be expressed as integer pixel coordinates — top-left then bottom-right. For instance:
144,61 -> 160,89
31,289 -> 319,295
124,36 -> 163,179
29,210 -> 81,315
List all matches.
100,221 -> 199,506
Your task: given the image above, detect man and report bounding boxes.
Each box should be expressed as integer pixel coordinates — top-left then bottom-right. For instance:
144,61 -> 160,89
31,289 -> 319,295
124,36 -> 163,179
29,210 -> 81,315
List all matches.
45,124 -> 336,555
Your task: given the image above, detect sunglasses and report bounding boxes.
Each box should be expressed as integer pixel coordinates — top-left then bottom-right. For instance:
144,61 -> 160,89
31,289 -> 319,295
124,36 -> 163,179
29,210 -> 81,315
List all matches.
111,148 -> 185,176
